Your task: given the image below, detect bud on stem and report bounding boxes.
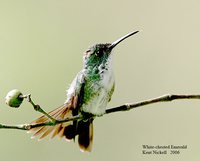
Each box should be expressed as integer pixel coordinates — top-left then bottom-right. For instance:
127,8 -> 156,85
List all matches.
5,89 -> 24,108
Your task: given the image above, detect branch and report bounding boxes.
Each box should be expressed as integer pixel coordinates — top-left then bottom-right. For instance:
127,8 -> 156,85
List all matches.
1,94 -> 200,130
0,114 -> 83,130
105,94 -> 200,114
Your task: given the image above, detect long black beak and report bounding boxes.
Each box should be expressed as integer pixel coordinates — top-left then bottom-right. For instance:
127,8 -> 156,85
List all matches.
109,31 -> 139,50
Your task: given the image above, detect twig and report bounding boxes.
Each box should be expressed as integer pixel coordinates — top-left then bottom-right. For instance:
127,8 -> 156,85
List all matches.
105,94 -> 200,114
21,94 -> 57,122
0,94 -> 200,130
0,114 -> 83,131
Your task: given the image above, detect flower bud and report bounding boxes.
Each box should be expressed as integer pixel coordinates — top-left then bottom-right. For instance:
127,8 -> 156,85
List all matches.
5,89 -> 24,108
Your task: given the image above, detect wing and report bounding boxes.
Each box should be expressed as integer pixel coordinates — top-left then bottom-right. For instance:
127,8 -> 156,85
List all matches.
29,71 -> 85,141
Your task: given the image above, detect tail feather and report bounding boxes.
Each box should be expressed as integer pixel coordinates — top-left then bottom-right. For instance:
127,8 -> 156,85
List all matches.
31,126 -> 49,139
29,104 -> 94,152
63,125 -> 76,140
58,126 -> 65,138
51,124 -> 63,138
78,119 -> 93,152
39,126 -> 55,140
29,104 -> 73,139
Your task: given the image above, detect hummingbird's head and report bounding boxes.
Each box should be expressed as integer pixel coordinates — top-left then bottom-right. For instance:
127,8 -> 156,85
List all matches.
83,31 -> 139,68
83,43 -> 112,68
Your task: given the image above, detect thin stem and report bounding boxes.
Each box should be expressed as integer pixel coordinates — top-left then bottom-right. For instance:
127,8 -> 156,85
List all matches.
22,94 -> 57,122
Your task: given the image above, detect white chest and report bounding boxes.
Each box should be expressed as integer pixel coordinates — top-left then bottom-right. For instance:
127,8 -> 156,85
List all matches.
82,58 -> 115,115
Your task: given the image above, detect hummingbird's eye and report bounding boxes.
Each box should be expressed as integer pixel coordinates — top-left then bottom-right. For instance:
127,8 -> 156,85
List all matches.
95,48 -> 103,57
95,50 -> 100,57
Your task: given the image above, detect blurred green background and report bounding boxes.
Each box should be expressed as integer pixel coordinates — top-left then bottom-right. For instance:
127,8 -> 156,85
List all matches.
0,0 -> 200,161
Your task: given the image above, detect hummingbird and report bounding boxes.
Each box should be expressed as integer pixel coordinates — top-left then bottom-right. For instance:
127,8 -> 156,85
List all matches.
29,31 -> 139,152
